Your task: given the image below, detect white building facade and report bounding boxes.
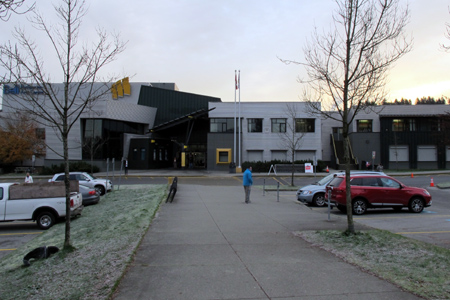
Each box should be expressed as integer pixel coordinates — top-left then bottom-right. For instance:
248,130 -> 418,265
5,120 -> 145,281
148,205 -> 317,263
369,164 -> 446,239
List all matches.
207,102 -> 322,171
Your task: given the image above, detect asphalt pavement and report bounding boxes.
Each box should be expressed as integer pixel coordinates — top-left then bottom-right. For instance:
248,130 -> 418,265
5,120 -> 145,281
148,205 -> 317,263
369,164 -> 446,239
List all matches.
111,178 -> 423,300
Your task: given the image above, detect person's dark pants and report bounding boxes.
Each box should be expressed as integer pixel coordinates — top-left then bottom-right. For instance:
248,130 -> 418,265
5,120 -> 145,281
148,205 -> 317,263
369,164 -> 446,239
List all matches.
244,185 -> 251,203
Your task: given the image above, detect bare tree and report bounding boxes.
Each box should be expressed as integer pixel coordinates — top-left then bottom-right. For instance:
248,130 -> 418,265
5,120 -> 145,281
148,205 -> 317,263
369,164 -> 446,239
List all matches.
282,0 -> 411,234
82,135 -> 108,174
0,0 -> 34,21
0,0 -> 126,248
278,103 -> 306,186
441,8 -> 450,52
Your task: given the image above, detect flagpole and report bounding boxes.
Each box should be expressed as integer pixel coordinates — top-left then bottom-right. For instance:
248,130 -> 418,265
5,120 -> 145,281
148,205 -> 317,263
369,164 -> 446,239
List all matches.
238,70 -> 241,169
234,70 -> 237,166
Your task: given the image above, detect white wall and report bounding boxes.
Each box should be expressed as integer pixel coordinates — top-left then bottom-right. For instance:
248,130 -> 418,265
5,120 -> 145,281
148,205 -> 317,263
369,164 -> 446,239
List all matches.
208,102 -> 322,163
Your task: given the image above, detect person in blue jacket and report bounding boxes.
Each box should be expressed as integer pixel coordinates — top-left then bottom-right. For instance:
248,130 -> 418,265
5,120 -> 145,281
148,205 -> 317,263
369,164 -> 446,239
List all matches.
243,166 -> 253,203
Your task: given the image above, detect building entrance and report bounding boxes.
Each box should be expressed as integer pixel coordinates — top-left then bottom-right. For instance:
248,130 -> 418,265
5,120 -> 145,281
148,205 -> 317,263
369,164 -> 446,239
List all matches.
186,152 -> 206,169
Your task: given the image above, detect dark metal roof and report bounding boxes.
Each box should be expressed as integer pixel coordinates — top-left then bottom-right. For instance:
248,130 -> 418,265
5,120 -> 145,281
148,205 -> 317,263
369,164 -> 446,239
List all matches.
150,108 -> 215,132
138,85 -> 221,127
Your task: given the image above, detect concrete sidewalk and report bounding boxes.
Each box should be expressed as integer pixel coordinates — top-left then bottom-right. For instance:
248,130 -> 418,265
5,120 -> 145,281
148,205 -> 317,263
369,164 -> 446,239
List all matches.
112,184 -> 421,300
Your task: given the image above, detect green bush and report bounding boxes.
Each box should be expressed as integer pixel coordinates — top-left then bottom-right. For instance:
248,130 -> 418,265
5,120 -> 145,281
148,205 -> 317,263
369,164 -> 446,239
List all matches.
40,161 -> 100,175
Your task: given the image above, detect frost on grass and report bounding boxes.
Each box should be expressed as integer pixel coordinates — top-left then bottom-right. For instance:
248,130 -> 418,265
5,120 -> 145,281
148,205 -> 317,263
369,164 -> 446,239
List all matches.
0,185 -> 167,300
295,230 -> 450,300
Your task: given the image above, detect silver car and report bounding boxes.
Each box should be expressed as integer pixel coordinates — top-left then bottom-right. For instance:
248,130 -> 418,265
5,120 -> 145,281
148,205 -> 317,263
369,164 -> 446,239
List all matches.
49,172 -> 112,195
296,171 -> 385,207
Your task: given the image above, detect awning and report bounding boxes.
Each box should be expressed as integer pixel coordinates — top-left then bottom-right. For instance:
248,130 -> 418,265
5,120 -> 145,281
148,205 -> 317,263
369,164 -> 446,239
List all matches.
149,107 -> 215,132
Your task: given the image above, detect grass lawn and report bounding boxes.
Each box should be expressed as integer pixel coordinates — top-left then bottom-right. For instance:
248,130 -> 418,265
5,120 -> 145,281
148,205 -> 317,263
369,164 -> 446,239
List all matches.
0,184 -> 166,300
296,230 -> 450,300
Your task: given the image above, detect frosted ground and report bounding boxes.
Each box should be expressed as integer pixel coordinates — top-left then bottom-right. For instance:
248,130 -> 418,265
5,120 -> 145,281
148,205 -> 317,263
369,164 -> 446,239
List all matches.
0,184 -> 449,299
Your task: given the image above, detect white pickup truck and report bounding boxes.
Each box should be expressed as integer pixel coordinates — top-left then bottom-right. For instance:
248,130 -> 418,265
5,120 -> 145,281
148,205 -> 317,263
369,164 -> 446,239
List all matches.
0,182 -> 83,230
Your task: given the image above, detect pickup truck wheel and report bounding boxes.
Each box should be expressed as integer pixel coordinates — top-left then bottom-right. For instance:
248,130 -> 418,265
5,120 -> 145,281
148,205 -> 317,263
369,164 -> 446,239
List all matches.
95,185 -> 106,196
408,197 -> 424,213
36,211 -> 55,230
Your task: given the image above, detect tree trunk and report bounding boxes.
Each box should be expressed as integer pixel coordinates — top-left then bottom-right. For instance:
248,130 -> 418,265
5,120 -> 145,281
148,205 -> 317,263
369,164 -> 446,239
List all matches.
291,150 -> 295,186
344,134 -> 355,234
63,131 -> 71,249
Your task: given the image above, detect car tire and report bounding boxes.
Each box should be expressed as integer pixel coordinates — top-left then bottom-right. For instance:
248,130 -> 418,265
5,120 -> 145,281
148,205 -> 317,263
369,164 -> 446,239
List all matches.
408,197 -> 424,213
312,193 -> 326,207
95,185 -> 106,196
352,199 -> 367,215
336,204 -> 347,213
36,211 -> 55,230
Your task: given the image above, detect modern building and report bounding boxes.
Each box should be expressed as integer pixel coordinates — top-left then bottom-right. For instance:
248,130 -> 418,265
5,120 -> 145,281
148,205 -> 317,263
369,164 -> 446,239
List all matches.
0,80 -> 220,171
327,105 -> 450,170
1,79 -> 449,172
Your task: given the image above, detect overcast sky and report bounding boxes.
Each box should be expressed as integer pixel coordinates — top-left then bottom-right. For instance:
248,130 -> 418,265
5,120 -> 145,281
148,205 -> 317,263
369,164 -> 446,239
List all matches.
2,0 -> 450,102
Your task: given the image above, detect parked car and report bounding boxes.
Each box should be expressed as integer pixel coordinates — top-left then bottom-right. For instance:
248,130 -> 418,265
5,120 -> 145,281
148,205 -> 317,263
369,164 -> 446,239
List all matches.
49,172 -> 112,195
325,174 -> 432,215
79,184 -> 100,206
296,171 -> 386,207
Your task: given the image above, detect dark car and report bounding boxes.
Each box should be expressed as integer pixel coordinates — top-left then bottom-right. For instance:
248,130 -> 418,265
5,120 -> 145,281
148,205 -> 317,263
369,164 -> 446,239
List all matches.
325,174 -> 432,215
79,184 -> 100,206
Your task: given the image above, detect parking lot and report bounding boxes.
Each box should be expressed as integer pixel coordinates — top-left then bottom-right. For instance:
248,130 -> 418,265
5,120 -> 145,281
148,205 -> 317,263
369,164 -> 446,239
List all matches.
1,173 -> 449,260
0,221 -> 42,259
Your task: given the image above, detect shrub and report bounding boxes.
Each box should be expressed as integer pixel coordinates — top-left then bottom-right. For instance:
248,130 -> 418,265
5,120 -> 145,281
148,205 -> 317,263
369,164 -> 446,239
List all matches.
242,159 -> 326,173
40,162 -> 100,175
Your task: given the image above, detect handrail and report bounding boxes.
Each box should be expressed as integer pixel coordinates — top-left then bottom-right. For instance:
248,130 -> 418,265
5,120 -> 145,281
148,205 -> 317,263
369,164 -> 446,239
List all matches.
331,134 -> 340,165
347,137 -> 357,164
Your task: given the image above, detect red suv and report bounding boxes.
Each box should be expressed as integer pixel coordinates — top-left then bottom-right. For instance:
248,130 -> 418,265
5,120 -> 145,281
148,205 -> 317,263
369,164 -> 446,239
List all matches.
325,174 -> 432,215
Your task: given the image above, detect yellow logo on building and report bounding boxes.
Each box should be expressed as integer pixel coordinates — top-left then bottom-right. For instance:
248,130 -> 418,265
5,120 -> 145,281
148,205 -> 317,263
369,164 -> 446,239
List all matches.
111,77 -> 131,99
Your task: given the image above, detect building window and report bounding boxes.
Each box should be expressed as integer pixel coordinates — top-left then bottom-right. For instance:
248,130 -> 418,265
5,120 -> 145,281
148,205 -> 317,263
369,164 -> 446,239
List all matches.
357,120 -> 372,132
82,118 -> 145,160
392,119 -> 415,132
141,148 -> 146,161
271,118 -> 286,133
417,145 -> 437,161
389,145 -> 409,162
418,119 -> 438,132
271,150 -> 287,161
36,128 -> 46,140
210,118 -> 240,133
248,118 -> 263,132
295,119 -> 315,132
84,119 -> 103,139
216,148 -> 231,164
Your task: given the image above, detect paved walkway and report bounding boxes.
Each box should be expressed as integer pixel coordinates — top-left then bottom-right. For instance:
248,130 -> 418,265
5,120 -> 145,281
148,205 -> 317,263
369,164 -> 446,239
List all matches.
112,183 -> 422,300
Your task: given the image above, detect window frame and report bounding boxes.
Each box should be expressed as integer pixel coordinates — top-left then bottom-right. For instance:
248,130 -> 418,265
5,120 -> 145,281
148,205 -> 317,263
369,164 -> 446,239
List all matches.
216,148 -> 232,164
295,118 -> 315,133
248,118 -> 263,133
210,118 -> 240,133
271,118 -> 286,133
356,119 -> 373,133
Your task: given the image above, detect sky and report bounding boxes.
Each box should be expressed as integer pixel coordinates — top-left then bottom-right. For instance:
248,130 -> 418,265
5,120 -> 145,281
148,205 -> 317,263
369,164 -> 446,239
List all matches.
2,0 -> 450,103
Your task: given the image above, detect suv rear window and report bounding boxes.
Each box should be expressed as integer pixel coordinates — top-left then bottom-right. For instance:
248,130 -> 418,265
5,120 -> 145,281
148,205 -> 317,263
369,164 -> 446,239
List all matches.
351,177 -> 382,187
328,177 -> 344,187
